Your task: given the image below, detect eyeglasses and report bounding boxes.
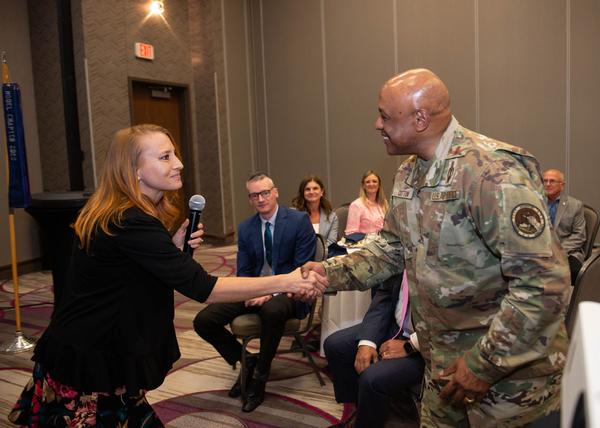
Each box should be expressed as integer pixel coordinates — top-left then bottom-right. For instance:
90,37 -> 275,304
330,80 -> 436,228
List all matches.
543,179 -> 563,185
248,188 -> 274,201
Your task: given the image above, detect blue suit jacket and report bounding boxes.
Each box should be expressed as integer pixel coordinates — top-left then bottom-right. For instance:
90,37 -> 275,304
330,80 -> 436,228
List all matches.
357,275 -> 402,346
236,205 -> 316,318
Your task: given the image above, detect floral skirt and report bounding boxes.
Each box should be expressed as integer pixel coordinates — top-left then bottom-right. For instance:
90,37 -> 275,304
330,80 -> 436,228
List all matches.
8,363 -> 164,427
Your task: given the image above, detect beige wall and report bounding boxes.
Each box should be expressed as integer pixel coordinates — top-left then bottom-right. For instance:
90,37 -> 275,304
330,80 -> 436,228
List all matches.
231,0 -> 600,214
27,0 -> 70,191
4,0 -> 600,265
478,0 -> 567,172
323,0 -> 401,204
570,0 -> 600,209
0,0 -> 43,267
190,0 -> 239,239
223,0 -> 255,228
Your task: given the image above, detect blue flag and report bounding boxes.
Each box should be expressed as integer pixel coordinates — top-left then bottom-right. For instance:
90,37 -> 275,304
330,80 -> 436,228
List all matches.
2,83 -> 31,208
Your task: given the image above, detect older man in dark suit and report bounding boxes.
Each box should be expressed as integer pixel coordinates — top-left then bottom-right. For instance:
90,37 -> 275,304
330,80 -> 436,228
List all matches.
543,168 -> 586,283
193,172 -> 315,412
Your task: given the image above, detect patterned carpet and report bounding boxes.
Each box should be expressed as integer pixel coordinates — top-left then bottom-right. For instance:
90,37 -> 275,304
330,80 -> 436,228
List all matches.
155,390 -> 338,427
0,245 -> 343,427
0,244 -> 419,427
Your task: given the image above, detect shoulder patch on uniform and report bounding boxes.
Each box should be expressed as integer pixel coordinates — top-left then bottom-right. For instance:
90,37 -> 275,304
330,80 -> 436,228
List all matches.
511,203 -> 545,239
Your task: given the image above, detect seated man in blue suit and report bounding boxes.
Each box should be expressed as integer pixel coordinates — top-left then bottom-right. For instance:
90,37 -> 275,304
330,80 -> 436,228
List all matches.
324,272 -> 424,428
193,172 -> 315,412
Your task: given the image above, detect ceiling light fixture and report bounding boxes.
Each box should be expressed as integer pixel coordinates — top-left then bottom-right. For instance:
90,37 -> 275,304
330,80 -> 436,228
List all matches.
149,0 -> 164,15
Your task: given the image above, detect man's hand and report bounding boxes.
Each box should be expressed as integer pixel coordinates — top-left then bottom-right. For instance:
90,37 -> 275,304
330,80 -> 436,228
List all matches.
288,265 -> 328,301
172,219 -> 205,251
438,356 -> 491,407
245,295 -> 272,307
289,271 -> 324,301
284,268 -> 325,301
301,261 -> 327,279
354,345 -> 379,374
379,339 -> 410,359
300,262 -> 328,292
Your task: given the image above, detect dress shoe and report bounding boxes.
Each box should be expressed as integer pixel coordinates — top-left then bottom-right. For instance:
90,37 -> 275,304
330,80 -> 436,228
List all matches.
242,377 -> 266,412
228,355 -> 258,398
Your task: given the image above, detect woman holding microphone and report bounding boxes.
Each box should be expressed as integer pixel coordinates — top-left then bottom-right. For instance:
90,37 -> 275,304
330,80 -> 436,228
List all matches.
9,124 -> 320,427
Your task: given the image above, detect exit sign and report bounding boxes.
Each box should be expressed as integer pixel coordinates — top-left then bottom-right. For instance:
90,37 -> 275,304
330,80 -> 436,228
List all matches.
135,42 -> 154,60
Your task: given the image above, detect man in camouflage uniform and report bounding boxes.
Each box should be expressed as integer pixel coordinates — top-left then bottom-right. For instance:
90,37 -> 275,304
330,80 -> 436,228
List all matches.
304,69 -> 570,427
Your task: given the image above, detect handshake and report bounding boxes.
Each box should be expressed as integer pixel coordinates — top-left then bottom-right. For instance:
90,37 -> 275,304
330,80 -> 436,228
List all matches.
284,262 -> 329,302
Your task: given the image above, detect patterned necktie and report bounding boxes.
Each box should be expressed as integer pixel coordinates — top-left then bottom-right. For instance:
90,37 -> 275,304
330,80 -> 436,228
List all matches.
264,221 -> 273,266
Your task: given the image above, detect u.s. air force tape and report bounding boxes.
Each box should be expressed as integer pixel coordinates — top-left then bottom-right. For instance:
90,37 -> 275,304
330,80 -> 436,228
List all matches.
511,203 -> 545,239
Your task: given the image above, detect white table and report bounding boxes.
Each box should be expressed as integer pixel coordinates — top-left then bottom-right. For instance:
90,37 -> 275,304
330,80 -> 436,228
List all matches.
319,248 -> 372,356
319,291 -> 372,356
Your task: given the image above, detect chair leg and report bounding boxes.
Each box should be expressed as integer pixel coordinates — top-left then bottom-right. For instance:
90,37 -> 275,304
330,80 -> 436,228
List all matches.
240,337 -> 251,397
294,334 -> 325,386
304,324 -> 321,353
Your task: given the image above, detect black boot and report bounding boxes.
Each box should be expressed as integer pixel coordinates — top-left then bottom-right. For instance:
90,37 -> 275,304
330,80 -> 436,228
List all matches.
242,376 -> 267,412
228,354 -> 258,398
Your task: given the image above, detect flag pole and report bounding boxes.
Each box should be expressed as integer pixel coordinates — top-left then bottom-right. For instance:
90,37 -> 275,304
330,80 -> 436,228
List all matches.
1,52 -> 36,353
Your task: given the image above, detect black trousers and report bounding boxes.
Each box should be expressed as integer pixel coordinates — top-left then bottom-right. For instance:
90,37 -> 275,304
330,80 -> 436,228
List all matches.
568,255 -> 583,284
324,324 -> 425,428
193,294 -> 295,376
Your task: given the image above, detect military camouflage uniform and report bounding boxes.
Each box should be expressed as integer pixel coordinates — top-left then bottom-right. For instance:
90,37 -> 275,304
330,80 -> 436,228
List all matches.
323,118 -> 570,427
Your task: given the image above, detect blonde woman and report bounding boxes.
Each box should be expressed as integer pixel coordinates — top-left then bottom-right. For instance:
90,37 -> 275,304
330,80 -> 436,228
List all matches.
345,170 -> 389,235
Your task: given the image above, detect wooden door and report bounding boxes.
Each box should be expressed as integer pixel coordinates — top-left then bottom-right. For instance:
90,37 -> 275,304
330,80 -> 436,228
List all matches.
130,80 -> 194,215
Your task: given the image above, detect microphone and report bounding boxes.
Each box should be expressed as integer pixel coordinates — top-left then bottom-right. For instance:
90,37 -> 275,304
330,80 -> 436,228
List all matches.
183,194 -> 206,254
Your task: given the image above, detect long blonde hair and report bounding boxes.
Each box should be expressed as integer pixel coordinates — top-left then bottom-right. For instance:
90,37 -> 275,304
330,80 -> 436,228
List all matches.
74,124 -> 181,250
359,170 -> 389,213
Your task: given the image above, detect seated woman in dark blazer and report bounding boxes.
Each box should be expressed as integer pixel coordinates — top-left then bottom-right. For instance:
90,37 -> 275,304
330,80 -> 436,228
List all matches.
292,174 -> 339,247
9,124 -> 320,427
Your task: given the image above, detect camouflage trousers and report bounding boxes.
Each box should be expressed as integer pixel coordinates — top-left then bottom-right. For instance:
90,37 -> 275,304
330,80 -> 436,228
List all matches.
419,368 -> 561,427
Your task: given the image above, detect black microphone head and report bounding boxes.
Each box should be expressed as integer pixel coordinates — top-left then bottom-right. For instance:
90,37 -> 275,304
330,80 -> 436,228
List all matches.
189,194 -> 206,211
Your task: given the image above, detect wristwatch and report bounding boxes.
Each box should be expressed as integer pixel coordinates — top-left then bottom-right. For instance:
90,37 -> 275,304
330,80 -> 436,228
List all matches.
403,340 -> 416,355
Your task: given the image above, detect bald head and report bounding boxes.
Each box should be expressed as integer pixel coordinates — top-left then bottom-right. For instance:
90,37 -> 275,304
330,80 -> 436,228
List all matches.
384,68 -> 451,117
375,68 -> 453,159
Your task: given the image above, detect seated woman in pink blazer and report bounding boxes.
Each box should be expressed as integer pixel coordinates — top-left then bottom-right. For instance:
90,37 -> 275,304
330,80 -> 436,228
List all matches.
345,170 -> 389,236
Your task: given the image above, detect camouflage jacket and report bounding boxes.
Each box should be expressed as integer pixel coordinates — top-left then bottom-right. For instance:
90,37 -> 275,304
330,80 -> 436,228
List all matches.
324,118 -> 570,385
